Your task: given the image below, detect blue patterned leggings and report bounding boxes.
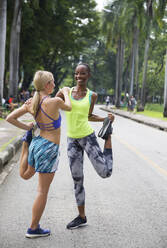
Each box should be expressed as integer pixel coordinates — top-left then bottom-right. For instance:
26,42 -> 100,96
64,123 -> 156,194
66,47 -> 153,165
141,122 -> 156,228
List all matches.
67,132 -> 113,206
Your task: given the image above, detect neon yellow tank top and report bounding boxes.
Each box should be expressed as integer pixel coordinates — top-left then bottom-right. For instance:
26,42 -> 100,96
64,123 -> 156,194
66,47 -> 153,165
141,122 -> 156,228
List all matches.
65,88 -> 94,138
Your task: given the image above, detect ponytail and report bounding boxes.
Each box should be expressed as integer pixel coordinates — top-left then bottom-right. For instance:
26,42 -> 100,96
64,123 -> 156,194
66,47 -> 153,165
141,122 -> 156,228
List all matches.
32,91 -> 40,116
32,70 -> 54,116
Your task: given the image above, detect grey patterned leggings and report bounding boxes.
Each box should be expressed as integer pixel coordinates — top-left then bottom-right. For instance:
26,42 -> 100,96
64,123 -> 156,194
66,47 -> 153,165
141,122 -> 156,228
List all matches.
67,132 -> 113,206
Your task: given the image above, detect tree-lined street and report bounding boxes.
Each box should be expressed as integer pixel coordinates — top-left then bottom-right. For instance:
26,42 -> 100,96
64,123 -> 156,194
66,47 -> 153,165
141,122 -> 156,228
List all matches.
0,0 -> 167,117
1,106 -> 167,248
0,0 -> 167,246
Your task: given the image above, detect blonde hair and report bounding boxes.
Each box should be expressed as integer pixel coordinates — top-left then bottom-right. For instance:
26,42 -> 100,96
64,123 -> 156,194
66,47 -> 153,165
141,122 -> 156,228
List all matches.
32,70 -> 54,115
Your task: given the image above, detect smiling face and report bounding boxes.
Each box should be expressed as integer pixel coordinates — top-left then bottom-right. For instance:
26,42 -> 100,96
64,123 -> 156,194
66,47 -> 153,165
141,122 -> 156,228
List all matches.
74,65 -> 90,85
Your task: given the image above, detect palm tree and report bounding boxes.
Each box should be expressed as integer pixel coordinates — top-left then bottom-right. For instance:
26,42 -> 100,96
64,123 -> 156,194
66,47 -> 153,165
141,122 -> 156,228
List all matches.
102,0 -> 145,107
129,20 -> 141,99
138,0 -> 167,111
119,0 -> 143,98
115,38 -> 124,107
0,0 -> 7,104
8,0 -> 22,99
102,0 -> 125,107
164,49 -> 167,117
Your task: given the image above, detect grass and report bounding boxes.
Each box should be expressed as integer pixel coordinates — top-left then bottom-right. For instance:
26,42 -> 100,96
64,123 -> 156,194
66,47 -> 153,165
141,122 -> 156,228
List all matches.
0,109 -> 10,120
120,103 -> 167,122
138,103 -> 167,121
137,110 -> 167,121
0,135 -> 20,152
144,103 -> 164,112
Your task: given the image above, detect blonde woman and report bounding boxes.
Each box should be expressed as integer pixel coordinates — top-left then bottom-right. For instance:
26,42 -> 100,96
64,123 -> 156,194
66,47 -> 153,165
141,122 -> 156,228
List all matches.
6,70 -> 71,238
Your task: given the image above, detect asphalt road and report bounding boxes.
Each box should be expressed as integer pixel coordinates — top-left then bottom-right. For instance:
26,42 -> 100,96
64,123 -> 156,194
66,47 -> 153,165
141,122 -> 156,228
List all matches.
0,106 -> 167,248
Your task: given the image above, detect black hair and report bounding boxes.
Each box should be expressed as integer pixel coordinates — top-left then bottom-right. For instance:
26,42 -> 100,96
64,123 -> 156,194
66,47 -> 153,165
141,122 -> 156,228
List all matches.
77,62 -> 91,73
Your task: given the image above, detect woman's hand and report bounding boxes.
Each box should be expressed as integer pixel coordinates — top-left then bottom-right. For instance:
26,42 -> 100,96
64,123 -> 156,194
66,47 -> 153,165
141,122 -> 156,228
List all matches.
61,87 -> 70,95
27,122 -> 34,130
57,87 -> 71,111
25,97 -> 32,105
6,105 -> 34,130
108,113 -> 115,123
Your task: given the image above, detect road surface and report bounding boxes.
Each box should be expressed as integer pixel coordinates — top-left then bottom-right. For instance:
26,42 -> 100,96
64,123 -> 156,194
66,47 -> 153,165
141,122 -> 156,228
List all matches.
0,106 -> 167,248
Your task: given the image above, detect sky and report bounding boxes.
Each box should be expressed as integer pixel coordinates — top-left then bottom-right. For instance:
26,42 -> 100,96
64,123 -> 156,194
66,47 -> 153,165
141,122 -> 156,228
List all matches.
95,0 -> 106,11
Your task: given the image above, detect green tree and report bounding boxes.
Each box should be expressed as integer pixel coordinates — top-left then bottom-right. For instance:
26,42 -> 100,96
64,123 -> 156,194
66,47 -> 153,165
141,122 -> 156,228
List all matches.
164,49 -> 167,117
4,0 -> 99,97
81,39 -> 116,94
139,0 -> 167,111
20,0 -> 99,92
102,0 -> 125,107
101,0 -> 167,112
0,0 -> 7,103
8,0 -> 22,98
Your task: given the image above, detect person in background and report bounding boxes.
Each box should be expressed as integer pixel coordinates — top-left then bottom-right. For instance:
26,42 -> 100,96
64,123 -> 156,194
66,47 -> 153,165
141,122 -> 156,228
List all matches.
5,95 -> 18,111
128,95 -> 136,113
20,89 -> 30,104
2,97 -> 6,106
105,95 -> 110,109
130,95 -> 136,113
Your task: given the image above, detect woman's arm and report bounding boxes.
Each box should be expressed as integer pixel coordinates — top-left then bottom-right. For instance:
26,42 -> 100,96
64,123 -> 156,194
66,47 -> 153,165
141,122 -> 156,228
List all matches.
88,113 -> 105,122
88,92 -> 105,122
57,87 -> 72,111
55,90 -> 65,100
88,92 -> 115,122
6,104 -> 34,130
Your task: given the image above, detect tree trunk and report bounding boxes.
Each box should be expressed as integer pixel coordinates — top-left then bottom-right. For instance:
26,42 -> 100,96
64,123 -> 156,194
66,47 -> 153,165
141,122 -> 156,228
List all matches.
163,49 -> 167,117
115,40 -> 120,107
92,61 -> 98,92
129,42 -> 135,96
0,0 -> 7,104
138,0 -> 153,112
9,0 -> 22,99
123,55 -> 130,98
129,24 -> 139,97
120,39 -> 124,102
137,37 -> 150,111
115,38 -> 124,108
135,29 -> 139,101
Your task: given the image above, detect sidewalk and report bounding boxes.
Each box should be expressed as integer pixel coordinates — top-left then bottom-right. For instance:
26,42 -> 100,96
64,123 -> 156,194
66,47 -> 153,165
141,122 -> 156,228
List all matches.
100,105 -> 167,132
0,113 -> 34,172
0,105 -> 167,173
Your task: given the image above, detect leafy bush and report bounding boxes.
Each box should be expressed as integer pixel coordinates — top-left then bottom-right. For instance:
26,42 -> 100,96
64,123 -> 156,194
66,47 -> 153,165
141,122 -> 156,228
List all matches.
145,104 -> 163,112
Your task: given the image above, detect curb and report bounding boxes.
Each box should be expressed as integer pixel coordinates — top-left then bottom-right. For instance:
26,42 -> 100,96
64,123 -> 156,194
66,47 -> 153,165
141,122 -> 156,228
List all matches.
100,107 -> 167,132
0,135 -> 22,173
0,125 -> 37,173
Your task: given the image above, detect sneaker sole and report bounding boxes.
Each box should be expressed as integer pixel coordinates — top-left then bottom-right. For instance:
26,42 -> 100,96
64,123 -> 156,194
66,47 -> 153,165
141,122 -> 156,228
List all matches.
67,223 -> 87,230
98,119 -> 111,138
25,233 -> 50,238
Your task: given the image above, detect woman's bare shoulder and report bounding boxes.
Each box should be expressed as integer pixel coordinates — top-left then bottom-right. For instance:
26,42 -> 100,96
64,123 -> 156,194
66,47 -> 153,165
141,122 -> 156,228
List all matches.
91,91 -> 97,100
48,96 -> 63,104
